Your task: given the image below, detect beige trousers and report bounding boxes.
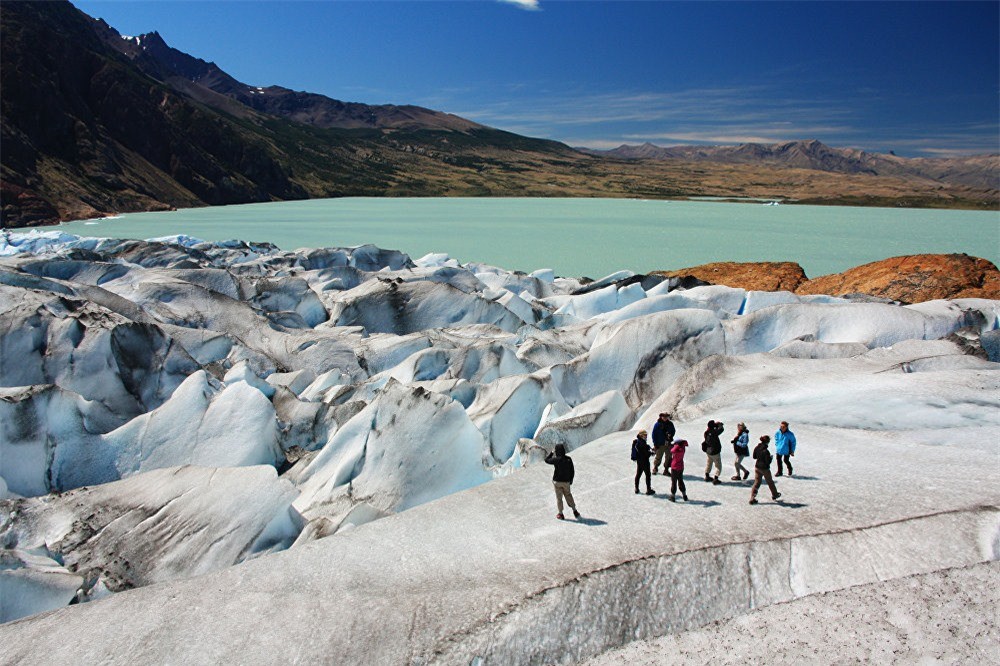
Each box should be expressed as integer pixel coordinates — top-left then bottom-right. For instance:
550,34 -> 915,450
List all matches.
705,453 -> 722,477
553,481 -> 576,513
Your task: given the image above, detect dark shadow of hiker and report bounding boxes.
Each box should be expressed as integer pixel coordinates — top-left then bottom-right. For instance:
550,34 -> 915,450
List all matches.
781,475 -> 820,481
572,517 -> 609,526
674,499 -> 721,508
768,501 -> 808,509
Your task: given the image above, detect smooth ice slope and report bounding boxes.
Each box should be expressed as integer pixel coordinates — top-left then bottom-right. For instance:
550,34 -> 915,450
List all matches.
0,422 -> 995,663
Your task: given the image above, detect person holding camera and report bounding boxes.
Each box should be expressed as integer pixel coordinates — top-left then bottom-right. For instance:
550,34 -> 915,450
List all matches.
702,420 -> 724,484
544,444 -> 581,520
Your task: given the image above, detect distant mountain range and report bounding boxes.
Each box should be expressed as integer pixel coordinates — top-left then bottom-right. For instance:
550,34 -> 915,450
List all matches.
1,0 -> 997,227
585,140 -> 998,190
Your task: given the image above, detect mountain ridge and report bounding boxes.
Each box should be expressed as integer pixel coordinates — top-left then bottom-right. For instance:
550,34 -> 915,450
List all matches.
1,0 -> 997,228
585,140 -> 999,190
94,22 -> 485,133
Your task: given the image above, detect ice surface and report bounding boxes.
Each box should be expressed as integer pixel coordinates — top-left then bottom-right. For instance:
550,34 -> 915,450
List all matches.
0,232 -> 996,651
1,465 -> 300,615
582,562 -> 1000,665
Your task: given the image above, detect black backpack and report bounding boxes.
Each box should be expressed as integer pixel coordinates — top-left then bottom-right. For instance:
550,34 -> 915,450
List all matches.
630,440 -> 638,461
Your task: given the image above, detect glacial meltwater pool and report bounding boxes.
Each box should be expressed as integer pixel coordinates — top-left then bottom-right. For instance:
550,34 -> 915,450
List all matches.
59,197 -> 1000,279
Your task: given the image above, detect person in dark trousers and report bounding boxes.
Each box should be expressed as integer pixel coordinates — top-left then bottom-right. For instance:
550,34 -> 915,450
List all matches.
749,435 -> 782,504
702,420 -> 724,484
632,430 -> 655,495
651,412 -> 676,475
668,438 -> 689,502
774,421 -> 797,476
730,422 -> 751,481
544,444 -> 580,520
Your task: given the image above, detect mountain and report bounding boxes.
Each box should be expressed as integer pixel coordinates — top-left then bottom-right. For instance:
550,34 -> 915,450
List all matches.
0,1 -> 586,227
91,23 -> 483,133
589,140 -> 999,190
1,1 -> 997,228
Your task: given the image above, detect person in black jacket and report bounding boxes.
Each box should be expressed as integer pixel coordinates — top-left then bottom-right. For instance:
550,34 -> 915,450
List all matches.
749,435 -> 782,504
702,420 -> 724,485
544,444 -> 581,519
632,430 -> 655,495
651,412 -> 676,475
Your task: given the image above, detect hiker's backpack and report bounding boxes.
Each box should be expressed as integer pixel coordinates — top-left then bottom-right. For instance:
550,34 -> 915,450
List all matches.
630,440 -> 638,461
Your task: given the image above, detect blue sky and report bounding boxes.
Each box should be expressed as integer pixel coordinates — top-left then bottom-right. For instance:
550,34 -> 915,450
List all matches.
73,1 -> 999,157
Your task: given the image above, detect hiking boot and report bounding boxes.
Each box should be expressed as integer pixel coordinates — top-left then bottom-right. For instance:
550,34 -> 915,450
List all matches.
712,477 -> 720,485
705,474 -> 712,482
645,488 -> 655,495
776,471 -> 783,477
669,494 -> 676,502
772,492 -> 782,501
573,509 -> 581,519
743,470 -> 750,480
749,498 -> 758,505
634,487 -> 640,494
557,513 -> 565,520
682,495 -> 689,501
730,475 -> 741,481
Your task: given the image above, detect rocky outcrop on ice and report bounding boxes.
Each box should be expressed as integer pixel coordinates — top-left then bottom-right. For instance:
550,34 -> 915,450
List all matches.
797,253 -> 1000,302
662,253 -> 1000,303
1,230 -> 998,635
655,260 -> 808,292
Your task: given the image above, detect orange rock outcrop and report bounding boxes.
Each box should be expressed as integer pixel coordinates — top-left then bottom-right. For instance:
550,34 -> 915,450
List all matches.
653,262 -> 807,292
795,254 -> 999,302
656,254 -> 999,303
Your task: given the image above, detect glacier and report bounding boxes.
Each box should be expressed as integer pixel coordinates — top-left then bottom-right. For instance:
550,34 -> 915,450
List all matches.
0,230 -> 997,663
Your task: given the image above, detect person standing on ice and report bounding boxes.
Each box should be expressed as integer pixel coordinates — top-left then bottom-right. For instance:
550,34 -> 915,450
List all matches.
651,412 -> 676,475
668,438 -> 689,502
730,422 -> 751,481
702,420 -> 724,484
749,435 -> 782,504
544,444 -> 581,520
632,430 -> 655,495
774,421 -> 797,476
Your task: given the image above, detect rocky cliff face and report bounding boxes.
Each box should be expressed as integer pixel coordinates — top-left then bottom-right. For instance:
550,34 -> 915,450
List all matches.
659,254 -> 999,303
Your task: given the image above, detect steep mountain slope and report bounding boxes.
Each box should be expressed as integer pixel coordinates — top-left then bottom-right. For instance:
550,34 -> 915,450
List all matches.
92,23 -> 483,132
0,1 -> 585,228
592,140 -> 999,190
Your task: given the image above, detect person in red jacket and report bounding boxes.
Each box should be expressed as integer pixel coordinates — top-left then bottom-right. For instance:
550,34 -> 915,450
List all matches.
668,438 -> 689,502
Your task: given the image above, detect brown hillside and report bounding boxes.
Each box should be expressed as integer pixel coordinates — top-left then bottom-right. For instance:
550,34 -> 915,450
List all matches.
795,254 -> 1000,302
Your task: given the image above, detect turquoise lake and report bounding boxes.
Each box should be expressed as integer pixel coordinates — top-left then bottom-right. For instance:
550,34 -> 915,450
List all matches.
59,198 -> 999,280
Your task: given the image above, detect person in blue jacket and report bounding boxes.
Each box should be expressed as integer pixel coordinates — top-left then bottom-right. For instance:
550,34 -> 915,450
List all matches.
774,421 -> 796,476
651,412 -> 676,475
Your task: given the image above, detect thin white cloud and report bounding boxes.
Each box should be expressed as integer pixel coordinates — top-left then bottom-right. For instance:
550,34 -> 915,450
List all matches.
445,83 -> 997,157
498,0 -> 541,10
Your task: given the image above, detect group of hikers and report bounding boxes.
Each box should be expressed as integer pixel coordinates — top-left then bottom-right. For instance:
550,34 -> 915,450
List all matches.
543,414 -> 797,519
